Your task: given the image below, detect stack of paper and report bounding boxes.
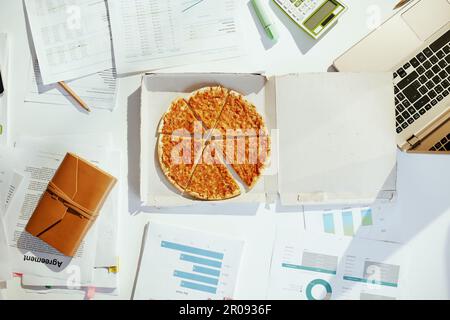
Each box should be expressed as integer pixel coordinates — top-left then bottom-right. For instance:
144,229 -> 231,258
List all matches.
1,135 -> 121,298
0,34 -> 9,145
134,222 -> 244,300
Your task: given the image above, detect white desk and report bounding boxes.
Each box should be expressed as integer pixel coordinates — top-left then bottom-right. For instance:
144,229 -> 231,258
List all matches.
0,0 -> 449,300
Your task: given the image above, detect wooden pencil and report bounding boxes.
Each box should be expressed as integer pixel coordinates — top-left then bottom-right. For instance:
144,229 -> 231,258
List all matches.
58,81 -> 91,112
394,0 -> 412,10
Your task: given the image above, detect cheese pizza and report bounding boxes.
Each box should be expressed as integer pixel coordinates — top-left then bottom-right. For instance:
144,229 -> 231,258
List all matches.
156,86 -> 270,201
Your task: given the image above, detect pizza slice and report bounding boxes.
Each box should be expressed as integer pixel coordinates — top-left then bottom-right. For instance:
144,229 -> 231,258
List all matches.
214,91 -> 268,137
187,86 -> 229,130
209,135 -> 271,189
158,98 -> 204,136
185,143 -> 241,200
158,134 -> 204,192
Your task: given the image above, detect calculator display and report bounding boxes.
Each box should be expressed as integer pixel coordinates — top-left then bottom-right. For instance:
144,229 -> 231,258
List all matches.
304,1 -> 337,32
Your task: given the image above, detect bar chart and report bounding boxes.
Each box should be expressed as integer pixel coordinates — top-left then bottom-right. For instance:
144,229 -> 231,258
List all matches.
133,223 -> 244,300
303,205 -> 402,242
162,241 -> 224,295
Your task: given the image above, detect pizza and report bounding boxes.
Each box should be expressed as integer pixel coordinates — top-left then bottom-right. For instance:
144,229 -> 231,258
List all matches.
209,135 -> 271,189
156,86 -> 270,201
214,91 -> 267,137
158,98 -> 203,136
188,86 -> 229,129
158,134 -> 204,192
184,144 -> 241,200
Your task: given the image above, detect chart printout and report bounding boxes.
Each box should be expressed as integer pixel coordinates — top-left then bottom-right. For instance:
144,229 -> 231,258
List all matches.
134,222 -> 244,300
268,227 -> 405,300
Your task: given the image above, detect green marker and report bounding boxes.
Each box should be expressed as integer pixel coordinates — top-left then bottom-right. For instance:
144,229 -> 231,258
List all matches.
251,0 -> 279,42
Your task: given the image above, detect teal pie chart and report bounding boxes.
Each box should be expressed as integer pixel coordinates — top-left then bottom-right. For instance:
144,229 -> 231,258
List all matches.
306,279 -> 332,300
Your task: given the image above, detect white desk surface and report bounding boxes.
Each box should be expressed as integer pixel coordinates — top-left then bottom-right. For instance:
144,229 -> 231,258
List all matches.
1,0 -> 449,300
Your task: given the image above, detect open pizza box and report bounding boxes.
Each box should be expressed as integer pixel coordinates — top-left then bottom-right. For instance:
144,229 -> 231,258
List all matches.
140,72 -> 397,207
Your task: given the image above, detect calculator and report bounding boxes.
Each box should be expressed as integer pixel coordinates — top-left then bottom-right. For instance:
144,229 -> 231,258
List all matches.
273,0 -> 347,39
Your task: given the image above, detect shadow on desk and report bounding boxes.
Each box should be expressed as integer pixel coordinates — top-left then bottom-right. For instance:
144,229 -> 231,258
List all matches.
126,87 -> 259,216
332,152 -> 450,299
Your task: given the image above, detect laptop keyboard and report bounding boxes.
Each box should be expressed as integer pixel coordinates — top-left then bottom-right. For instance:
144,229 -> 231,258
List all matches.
429,133 -> 450,152
394,29 -> 450,134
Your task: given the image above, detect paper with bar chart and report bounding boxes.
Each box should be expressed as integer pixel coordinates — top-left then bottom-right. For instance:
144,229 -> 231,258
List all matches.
303,205 -> 402,243
133,222 -> 244,300
268,227 -> 405,300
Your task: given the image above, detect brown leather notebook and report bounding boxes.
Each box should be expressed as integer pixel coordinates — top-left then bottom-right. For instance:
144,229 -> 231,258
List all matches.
25,153 -> 117,257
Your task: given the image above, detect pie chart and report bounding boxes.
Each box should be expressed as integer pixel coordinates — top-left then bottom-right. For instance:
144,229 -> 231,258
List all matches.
305,279 -> 332,300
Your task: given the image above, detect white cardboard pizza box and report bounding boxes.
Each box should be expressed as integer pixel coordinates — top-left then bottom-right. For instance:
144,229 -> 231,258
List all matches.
140,72 -> 396,207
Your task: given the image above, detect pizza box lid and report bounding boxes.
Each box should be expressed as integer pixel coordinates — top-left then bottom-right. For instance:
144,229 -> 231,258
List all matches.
271,73 -> 397,206
140,72 -> 397,207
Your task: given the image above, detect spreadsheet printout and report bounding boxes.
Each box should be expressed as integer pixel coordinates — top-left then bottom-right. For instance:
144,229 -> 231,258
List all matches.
24,0 -> 113,84
109,0 -> 245,74
133,222 -> 244,300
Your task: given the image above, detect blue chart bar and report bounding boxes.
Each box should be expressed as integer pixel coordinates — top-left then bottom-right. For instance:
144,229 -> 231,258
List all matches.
180,254 -> 222,268
323,213 -> 335,234
161,241 -> 224,260
361,208 -> 373,226
193,265 -> 221,277
174,270 -> 219,285
180,280 -> 217,294
342,211 -> 354,236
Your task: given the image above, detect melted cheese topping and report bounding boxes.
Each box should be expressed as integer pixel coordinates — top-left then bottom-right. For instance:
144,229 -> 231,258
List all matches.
161,99 -> 203,136
188,87 -> 229,129
215,91 -> 266,136
160,135 -> 203,190
185,144 -> 240,200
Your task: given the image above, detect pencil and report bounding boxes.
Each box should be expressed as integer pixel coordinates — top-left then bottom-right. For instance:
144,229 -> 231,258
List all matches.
394,0 -> 411,10
58,81 -> 91,112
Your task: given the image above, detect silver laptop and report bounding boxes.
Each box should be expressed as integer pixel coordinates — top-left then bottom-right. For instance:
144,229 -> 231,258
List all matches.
333,0 -> 450,153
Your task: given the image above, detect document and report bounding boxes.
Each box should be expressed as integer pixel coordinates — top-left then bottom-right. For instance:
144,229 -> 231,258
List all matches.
303,204 -> 403,243
0,213 -> 11,281
22,268 -> 119,296
0,146 -> 25,213
134,222 -> 244,300
3,147 -> 108,284
109,0 -> 245,74
24,0 -> 113,84
0,34 -> 9,145
268,227 -> 405,300
25,58 -> 117,111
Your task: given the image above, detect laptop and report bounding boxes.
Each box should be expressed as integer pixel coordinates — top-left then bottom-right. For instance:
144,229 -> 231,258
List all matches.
333,0 -> 450,153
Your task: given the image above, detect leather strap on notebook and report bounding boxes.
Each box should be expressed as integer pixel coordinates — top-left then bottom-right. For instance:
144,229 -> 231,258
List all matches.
47,182 -> 98,221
